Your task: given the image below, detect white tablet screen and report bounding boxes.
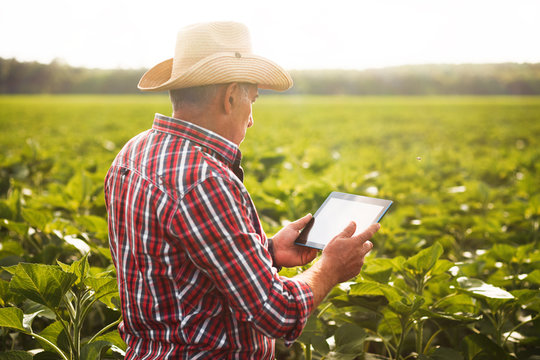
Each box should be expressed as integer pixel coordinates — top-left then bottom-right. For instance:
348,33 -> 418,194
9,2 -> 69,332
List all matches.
295,192 -> 392,250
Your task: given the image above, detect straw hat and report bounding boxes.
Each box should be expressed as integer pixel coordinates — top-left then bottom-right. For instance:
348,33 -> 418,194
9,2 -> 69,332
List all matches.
138,22 -> 293,92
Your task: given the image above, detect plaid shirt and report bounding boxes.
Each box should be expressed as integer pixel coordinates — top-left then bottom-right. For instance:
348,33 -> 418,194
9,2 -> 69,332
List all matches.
105,114 -> 314,359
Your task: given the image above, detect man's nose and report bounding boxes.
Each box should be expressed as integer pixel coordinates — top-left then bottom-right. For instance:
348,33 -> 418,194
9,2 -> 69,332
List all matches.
248,114 -> 254,128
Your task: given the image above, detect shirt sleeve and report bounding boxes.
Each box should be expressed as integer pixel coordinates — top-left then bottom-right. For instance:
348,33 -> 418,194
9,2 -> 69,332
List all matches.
168,175 -> 314,341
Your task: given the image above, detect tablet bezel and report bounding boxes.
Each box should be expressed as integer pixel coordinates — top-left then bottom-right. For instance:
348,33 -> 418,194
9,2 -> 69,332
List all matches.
294,191 -> 392,250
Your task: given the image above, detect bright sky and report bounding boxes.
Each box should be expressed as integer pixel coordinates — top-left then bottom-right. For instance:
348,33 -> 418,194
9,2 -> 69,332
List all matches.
1,0 -> 539,70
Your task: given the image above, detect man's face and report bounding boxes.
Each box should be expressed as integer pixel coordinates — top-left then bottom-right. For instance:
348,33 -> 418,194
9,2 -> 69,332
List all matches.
230,84 -> 258,145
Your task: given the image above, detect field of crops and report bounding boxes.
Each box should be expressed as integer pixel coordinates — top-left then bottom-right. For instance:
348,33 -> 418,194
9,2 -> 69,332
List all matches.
0,95 -> 539,360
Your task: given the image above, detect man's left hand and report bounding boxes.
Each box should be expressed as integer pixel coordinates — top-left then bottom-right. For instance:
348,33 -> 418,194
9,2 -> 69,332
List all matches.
271,214 -> 318,267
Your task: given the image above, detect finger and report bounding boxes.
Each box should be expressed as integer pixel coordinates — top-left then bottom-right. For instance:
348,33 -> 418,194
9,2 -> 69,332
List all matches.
362,240 -> 374,254
352,223 -> 380,242
288,213 -> 313,230
336,221 -> 357,238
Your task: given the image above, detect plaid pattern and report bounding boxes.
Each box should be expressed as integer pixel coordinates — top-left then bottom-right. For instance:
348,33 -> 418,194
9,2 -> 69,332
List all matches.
105,114 -> 313,359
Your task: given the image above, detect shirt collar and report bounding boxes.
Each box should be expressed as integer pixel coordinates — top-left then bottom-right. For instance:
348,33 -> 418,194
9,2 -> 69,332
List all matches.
152,113 -> 243,174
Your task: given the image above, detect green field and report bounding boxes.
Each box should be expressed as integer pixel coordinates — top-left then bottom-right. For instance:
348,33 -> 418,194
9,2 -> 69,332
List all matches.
1,95 -> 539,359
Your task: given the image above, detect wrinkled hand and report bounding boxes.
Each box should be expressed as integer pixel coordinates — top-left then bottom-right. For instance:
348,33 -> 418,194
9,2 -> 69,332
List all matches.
271,214 -> 318,268
321,221 -> 379,284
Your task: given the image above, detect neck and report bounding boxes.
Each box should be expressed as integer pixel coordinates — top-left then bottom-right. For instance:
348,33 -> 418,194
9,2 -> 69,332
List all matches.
172,107 -> 232,142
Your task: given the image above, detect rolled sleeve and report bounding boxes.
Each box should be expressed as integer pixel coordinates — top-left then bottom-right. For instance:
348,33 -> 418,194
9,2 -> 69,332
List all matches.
168,175 -> 313,340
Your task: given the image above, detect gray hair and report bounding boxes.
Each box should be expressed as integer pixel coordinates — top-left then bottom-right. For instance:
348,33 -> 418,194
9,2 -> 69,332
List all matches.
169,83 -> 253,113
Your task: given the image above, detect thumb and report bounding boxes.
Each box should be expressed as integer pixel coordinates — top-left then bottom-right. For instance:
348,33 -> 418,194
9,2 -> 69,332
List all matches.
288,213 -> 313,231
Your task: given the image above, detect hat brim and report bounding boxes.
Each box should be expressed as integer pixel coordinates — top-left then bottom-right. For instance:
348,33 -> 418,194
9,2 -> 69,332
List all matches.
138,53 -> 293,92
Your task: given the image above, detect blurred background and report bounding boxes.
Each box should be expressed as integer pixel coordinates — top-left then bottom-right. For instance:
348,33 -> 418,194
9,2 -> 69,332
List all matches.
1,0 -> 539,94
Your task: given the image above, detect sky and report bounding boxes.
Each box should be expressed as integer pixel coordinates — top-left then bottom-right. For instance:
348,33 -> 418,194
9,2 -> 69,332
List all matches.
1,0 -> 539,71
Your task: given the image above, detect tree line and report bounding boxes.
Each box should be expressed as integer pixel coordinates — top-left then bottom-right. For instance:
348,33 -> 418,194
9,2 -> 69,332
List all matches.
1,57 -> 540,95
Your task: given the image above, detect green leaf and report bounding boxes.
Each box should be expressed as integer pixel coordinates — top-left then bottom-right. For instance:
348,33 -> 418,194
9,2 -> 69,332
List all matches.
362,258 -> 394,283
38,320 -> 70,354
511,289 -> 540,312
0,351 -> 33,360
330,293 -> 388,313
32,351 -> 63,360
404,242 -> 443,274
0,307 -> 25,332
66,171 -> 92,204
391,256 -> 406,271
311,335 -> 330,355
21,208 -> 52,231
464,333 -> 507,360
457,277 -> 514,311
76,215 -> 108,241
387,299 -> 412,316
2,265 -> 19,275
457,277 -> 514,299
57,256 -> 90,285
379,285 -> 404,304
22,309 -> 45,332
333,323 -> 366,355
515,243 -> 536,263
298,314 -> 326,346
9,263 -> 77,310
0,277 -> 25,305
0,201 -> 12,219
431,259 -> 455,276
0,279 -> 9,306
423,347 -> 464,360
349,281 -> 386,296
0,219 -> 28,236
526,269 -> 540,285
488,244 -> 515,263
0,240 -> 25,258
92,329 -> 127,352
85,277 -> 119,310
22,300 -> 57,320
418,308 -> 481,323
80,340 -> 111,360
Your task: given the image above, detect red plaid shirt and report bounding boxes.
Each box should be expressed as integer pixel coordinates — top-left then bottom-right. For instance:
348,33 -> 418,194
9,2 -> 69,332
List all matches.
105,114 -> 314,359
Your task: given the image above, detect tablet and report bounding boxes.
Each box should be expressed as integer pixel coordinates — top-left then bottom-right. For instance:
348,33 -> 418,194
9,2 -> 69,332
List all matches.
295,192 -> 392,250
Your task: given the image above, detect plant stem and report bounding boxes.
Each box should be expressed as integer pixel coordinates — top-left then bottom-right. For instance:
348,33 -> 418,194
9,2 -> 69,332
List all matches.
503,314 -> 540,346
73,292 -> 82,360
317,303 -> 333,318
305,342 -> 312,360
87,317 -> 122,344
62,294 -> 76,321
495,308 -> 507,347
431,292 -> 458,308
395,329 -> 405,360
365,328 -> 395,358
423,328 -> 443,354
395,319 -> 412,360
32,332 -> 70,360
382,315 -> 399,346
415,320 -> 423,356
52,307 -> 77,360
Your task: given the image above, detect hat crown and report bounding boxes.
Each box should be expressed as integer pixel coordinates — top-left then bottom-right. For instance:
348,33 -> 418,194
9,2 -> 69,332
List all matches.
172,22 -> 252,78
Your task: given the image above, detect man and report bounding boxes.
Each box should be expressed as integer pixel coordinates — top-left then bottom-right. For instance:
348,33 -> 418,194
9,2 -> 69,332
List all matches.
105,21 -> 379,359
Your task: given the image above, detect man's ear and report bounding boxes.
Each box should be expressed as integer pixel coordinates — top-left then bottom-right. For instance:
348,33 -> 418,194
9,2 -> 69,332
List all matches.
223,82 -> 239,115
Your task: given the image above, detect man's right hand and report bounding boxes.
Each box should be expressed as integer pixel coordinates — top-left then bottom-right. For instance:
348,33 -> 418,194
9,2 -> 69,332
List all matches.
295,222 -> 380,308
320,222 -> 378,284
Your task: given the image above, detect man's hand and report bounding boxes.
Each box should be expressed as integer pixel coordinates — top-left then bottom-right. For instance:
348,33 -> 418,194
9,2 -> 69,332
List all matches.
320,221 -> 378,284
296,221 -> 379,307
271,214 -> 318,268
